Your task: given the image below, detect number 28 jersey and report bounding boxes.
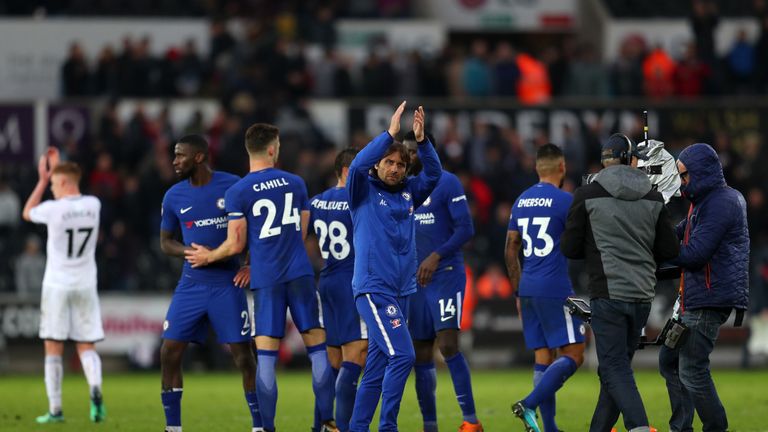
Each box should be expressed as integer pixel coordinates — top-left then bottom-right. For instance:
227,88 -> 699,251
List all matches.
225,168 -> 313,289
309,186 -> 354,276
509,182 -> 573,298
29,195 -> 101,290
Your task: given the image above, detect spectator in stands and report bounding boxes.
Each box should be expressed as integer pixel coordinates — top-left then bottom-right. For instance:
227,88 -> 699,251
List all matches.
61,42 -> 90,97
361,47 -> 396,97
93,45 -> 119,97
673,42 -> 710,97
690,0 -> 719,65
493,41 -> 520,97
516,51 -> 552,105
564,41 -> 610,98
611,34 -> 646,96
14,234 -> 46,298
0,178 -> 20,231
756,13 -> 768,92
462,39 -> 492,97
642,44 -> 676,98
208,19 -> 236,68
726,28 -> 756,93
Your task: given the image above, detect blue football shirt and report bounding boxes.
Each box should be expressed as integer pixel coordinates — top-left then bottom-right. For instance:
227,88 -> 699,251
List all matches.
508,182 -> 573,298
161,171 -> 241,283
414,171 -> 472,270
309,186 -> 355,275
225,168 -> 313,289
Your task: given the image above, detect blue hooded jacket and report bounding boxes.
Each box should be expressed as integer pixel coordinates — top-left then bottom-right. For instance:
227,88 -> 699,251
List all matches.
673,143 -> 749,311
348,131 -> 441,298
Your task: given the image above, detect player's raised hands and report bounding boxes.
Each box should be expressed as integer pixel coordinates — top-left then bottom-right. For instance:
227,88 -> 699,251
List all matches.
184,243 -> 212,268
37,154 -> 51,183
387,101 -> 407,138
47,146 -> 60,169
413,106 -> 425,142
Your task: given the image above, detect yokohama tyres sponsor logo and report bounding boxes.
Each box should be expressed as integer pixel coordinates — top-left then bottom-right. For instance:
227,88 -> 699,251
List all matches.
185,216 -> 228,229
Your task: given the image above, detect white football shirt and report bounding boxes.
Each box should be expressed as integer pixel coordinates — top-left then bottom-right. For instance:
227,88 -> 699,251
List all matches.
29,195 -> 101,289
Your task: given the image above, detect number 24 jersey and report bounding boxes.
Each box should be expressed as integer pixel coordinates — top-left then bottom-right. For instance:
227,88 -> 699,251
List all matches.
225,168 -> 313,289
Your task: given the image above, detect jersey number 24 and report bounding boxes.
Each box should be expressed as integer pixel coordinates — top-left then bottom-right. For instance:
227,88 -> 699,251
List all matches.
252,192 -> 301,239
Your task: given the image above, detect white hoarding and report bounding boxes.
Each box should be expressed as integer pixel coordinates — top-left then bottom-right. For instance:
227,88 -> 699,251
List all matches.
0,18 -> 208,100
418,0 -> 577,31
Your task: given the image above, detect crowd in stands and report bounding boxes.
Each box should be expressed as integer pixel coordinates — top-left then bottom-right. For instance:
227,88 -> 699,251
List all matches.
0,0 -> 766,319
57,1 -> 768,105
1,100 -> 767,319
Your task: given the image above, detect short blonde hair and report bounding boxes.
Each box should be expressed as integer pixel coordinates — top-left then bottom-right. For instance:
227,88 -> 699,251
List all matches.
51,161 -> 82,182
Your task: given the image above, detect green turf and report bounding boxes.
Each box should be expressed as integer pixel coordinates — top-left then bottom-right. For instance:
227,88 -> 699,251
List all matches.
1,369 -> 767,431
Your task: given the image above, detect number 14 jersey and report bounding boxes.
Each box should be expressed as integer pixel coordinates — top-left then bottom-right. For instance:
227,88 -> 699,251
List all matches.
225,168 -> 313,289
508,182 -> 573,298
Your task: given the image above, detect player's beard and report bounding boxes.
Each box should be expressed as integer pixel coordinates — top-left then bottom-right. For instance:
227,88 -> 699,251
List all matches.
175,166 -> 194,180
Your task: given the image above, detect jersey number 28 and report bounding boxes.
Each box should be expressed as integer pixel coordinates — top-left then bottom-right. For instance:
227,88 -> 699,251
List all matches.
313,220 -> 350,260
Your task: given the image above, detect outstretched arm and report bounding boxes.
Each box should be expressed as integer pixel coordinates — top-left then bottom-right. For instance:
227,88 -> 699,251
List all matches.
185,218 -> 247,267
410,106 -> 442,207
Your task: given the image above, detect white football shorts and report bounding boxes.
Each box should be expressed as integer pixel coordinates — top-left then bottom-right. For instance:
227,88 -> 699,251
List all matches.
39,284 -> 105,342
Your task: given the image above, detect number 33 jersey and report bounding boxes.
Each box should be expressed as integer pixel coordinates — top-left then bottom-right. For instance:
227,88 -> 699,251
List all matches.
509,182 -> 573,298
226,168 -> 313,289
29,195 -> 101,289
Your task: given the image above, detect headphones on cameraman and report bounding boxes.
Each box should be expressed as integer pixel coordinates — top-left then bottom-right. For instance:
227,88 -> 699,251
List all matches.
604,133 -> 634,165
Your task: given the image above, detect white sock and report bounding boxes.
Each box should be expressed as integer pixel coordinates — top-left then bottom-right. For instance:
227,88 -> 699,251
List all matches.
165,427 -> 182,432
78,350 -> 102,397
44,355 -> 63,414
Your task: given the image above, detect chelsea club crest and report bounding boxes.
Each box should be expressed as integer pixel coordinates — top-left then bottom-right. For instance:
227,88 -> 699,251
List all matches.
216,198 -> 225,210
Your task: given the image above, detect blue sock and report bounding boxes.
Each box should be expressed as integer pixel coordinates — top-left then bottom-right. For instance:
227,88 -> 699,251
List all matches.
256,350 -> 279,431
414,362 -> 438,431
445,353 -> 478,424
314,367 -> 339,432
532,364 -> 557,432
161,388 -> 182,427
245,391 -> 262,428
336,362 -> 362,431
307,343 -> 334,422
525,357 -> 578,431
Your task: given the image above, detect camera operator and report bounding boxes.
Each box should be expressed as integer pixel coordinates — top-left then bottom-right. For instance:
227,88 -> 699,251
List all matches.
561,134 -> 679,432
659,143 -> 749,432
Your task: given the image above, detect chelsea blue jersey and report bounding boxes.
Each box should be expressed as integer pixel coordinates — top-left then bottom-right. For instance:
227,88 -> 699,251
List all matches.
414,170 -> 473,270
161,171 -> 241,283
225,168 -> 313,289
509,182 -> 573,298
310,186 -> 355,275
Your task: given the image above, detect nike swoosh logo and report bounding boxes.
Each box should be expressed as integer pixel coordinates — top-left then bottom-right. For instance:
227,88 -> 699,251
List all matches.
441,316 -> 454,322
180,206 -> 193,214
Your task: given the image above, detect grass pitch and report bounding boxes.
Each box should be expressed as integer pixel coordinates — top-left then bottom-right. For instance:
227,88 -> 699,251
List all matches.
1,369 -> 767,431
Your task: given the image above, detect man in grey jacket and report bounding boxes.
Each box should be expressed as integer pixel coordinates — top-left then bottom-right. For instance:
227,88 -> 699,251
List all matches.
561,134 -> 679,432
